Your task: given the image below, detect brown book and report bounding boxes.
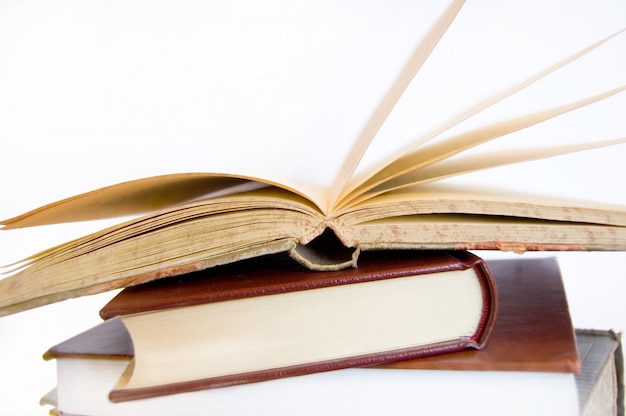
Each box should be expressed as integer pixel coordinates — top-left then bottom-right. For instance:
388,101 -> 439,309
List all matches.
44,250 -> 496,402
2,2 -> 626,318
97,255 -> 579,374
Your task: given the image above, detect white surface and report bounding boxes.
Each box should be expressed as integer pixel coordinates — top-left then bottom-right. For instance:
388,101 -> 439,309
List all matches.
0,1 -> 625,414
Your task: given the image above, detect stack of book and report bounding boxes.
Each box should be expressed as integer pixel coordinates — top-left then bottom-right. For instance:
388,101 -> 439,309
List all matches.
0,1 -> 625,415
36,252 -> 623,415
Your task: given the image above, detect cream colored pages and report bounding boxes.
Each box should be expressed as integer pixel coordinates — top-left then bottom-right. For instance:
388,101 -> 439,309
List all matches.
117,268 -> 482,390
337,30 -> 626,208
0,2 -> 446,221
333,183 -> 626,228
341,3 -> 626,206
0,175 -> 267,229
327,0 -> 465,212
340,138 -> 626,209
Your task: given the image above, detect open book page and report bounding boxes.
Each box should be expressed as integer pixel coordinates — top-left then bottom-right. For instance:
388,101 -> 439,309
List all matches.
340,137 -> 626,210
3,187 -> 321,276
0,1 -> 449,223
335,183 -> 626,228
0,175 -> 269,229
2,1 -> 624,231
338,34 -> 626,207
341,1 -> 626,205
327,0 -> 465,211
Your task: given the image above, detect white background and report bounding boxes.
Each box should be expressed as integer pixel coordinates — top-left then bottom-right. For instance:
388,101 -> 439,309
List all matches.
0,1 -> 625,414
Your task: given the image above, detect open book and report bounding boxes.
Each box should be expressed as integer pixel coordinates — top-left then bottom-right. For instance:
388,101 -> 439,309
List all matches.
1,1 -> 625,316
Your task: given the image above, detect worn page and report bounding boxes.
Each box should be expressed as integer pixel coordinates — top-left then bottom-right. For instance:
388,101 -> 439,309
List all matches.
344,1 -> 626,206
0,1 -> 446,221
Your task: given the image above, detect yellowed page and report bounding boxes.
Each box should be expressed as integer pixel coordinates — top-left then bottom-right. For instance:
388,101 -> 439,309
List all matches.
1,2 -> 443,226
338,85 -> 626,208
1,187 -> 321,275
0,174 -> 273,229
336,183 -> 626,226
0,191 -> 326,316
337,29 -> 626,210
341,137 -> 626,209
327,0 -> 466,213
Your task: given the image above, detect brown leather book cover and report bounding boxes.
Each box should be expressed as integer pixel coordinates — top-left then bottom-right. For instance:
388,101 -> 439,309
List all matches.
46,250 -> 497,402
379,256 -> 580,373
99,250 -> 495,324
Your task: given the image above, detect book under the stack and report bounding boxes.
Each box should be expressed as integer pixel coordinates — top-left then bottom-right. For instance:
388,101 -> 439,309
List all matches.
39,255 -> 624,416
43,250 -> 497,402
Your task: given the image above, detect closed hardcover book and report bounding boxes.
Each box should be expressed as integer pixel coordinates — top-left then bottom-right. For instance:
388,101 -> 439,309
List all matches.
45,250 -> 496,402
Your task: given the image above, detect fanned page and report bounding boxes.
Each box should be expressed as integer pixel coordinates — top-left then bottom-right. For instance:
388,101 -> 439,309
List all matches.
337,38 -> 626,209
0,1 -> 453,225
1,1 -> 625,228
339,2 -> 626,203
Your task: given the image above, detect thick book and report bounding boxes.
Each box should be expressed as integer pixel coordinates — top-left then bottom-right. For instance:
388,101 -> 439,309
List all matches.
43,250 -> 496,402
42,330 -> 619,416
42,256 -> 588,416
101,256 -> 582,373
1,1 -> 626,316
